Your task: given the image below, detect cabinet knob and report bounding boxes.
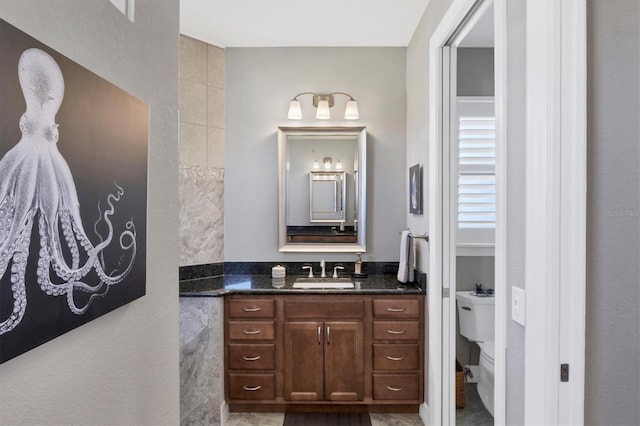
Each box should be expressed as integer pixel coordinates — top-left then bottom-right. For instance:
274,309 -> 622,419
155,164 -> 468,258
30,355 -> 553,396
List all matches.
243,385 -> 262,391
242,355 -> 261,361
386,355 -> 405,361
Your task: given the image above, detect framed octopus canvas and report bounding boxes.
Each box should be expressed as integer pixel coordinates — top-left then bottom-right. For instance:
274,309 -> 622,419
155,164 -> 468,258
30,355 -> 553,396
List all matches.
0,19 -> 148,363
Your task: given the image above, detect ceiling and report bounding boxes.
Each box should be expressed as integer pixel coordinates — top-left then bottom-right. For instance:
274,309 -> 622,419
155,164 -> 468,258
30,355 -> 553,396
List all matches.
179,0 -> 430,47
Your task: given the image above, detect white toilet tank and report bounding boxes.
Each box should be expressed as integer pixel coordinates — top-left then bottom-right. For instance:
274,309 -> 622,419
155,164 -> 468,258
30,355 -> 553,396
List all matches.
455,291 -> 495,342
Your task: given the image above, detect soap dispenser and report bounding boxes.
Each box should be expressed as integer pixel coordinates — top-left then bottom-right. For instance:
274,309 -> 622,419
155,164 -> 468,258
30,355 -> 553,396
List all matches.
352,253 -> 367,278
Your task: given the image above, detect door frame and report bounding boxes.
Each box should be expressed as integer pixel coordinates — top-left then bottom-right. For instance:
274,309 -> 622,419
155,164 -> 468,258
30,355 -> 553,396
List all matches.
523,1 -> 586,424
427,0 -> 586,425
428,1 -> 505,425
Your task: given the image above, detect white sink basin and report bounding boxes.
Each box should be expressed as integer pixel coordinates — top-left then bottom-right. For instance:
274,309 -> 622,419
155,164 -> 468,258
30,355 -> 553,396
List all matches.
292,278 -> 354,289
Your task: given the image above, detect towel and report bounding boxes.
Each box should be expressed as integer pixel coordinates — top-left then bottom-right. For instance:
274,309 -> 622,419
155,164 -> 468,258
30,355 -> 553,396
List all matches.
397,230 -> 415,283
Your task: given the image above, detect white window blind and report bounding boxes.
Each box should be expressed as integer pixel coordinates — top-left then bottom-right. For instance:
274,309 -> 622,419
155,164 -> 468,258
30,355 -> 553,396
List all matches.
456,98 -> 496,248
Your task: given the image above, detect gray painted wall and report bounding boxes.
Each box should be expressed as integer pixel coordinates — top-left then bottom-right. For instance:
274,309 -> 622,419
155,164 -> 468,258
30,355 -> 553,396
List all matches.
586,1 -> 640,424
457,48 -> 495,97
0,1 -> 180,424
225,47 -> 406,262
505,0 -> 526,423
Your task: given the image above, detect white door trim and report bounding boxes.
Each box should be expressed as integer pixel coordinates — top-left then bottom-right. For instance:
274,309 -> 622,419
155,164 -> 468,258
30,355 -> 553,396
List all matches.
492,1 -> 508,425
428,1 -> 507,425
523,0 -> 586,425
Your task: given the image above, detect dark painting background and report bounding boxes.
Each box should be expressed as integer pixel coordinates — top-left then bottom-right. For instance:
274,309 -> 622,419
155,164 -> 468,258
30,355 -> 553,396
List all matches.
0,19 -> 148,363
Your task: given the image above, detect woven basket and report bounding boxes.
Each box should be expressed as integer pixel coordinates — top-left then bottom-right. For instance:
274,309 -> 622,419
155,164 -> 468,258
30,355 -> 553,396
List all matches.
456,360 -> 465,408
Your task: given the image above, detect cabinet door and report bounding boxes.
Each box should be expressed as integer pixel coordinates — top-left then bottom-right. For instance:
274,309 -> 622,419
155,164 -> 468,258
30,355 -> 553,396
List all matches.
284,321 -> 324,401
324,321 -> 364,401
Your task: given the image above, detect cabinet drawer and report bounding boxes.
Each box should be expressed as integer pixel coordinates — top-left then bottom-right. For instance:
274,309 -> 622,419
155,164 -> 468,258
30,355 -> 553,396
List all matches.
373,344 -> 420,370
228,344 -> 275,370
373,374 -> 420,401
285,300 -> 364,319
228,299 -> 275,319
228,321 -> 275,341
229,373 -> 275,400
373,299 -> 420,318
373,321 -> 420,341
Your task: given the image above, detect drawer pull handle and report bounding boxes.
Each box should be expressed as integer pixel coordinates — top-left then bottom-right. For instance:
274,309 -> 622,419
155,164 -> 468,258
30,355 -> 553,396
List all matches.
387,386 -> 404,392
242,329 -> 261,335
386,307 -> 406,312
242,355 -> 261,361
387,329 -> 406,335
242,307 -> 262,312
386,355 -> 405,361
317,326 -> 321,345
243,385 -> 262,391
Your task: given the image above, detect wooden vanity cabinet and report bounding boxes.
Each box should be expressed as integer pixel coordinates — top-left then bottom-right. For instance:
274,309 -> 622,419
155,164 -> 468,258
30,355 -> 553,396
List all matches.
225,298 -> 276,401
371,297 -> 424,402
284,319 -> 364,402
224,293 -> 424,411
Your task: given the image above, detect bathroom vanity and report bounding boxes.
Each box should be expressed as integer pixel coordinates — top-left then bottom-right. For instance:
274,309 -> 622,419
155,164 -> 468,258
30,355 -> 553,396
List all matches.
219,285 -> 424,412
179,272 -> 425,414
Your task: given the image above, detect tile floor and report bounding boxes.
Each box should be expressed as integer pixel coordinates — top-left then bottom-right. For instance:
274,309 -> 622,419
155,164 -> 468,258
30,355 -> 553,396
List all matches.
456,383 -> 494,426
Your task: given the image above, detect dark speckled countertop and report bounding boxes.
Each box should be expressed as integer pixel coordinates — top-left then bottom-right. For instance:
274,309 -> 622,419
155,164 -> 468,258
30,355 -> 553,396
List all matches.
179,274 -> 425,297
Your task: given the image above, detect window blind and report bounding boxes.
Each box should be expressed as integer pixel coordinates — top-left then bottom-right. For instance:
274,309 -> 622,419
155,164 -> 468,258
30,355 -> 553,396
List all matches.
457,100 -> 496,230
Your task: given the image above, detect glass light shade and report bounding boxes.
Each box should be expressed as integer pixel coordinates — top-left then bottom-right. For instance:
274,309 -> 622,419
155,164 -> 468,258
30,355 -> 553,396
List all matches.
323,158 -> 332,169
313,160 -> 320,169
336,160 -> 343,170
288,100 -> 302,120
316,100 -> 331,120
344,100 -> 359,120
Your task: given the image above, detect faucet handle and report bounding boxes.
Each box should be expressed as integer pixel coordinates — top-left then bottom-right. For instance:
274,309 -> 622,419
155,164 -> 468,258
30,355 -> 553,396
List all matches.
302,265 -> 314,278
333,265 -> 344,278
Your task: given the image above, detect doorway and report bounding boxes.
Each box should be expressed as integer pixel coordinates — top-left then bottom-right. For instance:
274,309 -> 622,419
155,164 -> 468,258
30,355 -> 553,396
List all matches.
427,0 -> 507,425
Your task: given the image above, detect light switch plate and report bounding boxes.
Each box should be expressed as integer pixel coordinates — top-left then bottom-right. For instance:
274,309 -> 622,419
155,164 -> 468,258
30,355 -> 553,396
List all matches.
512,286 -> 526,326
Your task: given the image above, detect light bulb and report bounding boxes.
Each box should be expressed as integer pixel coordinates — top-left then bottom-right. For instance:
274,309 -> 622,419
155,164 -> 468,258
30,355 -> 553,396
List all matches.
288,100 -> 302,120
344,100 -> 359,120
316,100 -> 331,120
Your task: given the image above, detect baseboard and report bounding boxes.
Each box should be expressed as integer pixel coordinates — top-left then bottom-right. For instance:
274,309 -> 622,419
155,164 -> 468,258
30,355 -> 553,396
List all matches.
220,401 -> 229,426
419,402 -> 429,425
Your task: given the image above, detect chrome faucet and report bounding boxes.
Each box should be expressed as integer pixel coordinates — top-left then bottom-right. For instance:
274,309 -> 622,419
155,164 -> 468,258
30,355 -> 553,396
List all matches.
333,264 -> 344,278
302,264 -> 314,278
320,259 -> 326,278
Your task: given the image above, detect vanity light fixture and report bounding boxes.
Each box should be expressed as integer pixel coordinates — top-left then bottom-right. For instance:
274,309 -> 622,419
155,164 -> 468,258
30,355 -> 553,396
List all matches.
287,92 -> 359,120
336,160 -> 343,170
313,160 -> 320,169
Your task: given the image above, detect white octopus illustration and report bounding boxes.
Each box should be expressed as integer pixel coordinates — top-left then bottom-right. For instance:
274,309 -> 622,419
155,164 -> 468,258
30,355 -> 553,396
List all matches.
0,48 -> 136,335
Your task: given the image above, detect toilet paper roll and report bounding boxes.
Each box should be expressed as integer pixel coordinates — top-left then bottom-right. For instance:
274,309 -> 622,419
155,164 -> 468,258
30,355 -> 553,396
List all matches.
272,265 -> 286,278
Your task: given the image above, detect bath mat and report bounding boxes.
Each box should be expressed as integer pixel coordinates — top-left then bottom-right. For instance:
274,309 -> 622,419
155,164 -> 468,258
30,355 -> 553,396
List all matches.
283,412 -> 372,426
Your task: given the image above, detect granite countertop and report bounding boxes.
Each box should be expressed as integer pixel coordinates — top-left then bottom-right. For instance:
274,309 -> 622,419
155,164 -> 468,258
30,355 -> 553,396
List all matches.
179,274 -> 425,297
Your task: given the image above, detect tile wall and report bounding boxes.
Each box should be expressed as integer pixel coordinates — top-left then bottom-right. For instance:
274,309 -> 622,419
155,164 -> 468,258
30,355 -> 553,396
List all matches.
179,35 -> 225,266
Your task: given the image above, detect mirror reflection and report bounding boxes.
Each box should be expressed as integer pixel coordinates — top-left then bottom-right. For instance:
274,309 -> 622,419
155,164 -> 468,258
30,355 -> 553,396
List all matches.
278,127 -> 366,252
309,171 -> 346,223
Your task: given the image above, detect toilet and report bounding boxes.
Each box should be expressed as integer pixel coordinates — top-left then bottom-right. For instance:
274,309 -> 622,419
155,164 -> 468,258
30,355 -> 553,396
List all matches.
455,291 -> 495,417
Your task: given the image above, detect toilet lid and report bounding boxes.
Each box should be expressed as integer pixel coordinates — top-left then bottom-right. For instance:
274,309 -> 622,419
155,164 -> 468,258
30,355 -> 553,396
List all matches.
482,341 -> 495,361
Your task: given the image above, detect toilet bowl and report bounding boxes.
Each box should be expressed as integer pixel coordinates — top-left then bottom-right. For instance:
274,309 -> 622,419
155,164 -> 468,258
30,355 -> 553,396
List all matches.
455,291 -> 495,417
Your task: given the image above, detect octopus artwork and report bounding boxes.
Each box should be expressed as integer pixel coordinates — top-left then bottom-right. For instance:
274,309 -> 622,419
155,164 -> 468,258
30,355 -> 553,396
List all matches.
0,48 -> 137,336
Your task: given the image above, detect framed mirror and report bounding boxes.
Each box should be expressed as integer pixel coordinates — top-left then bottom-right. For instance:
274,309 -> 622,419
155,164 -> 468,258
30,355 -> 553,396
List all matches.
278,127 -> 366,252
